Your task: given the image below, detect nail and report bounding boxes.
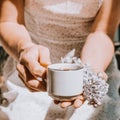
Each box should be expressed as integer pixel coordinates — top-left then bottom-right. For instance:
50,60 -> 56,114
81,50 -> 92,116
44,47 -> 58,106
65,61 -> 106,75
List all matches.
61,102 -> 71,108
74,99 -> 82,108
28,80 -> 39,88
37,77 -> 42,81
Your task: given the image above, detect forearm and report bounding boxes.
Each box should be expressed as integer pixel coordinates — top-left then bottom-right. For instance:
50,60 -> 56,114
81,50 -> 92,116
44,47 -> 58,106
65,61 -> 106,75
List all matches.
81,31 -> 114,73
80,0 -> 120,73
0,22 -> 34,60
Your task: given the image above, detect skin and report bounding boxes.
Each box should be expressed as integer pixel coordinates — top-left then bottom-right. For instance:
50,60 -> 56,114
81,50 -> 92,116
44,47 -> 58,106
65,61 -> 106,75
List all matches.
0,0 -> 120,108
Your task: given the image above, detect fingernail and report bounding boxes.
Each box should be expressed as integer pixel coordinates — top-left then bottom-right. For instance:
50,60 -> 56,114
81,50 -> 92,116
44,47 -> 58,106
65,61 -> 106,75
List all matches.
61,102 -> 71,108
37,77 -> 42,81
74,100 -> 82,108
28,80 -> 39,88
77,100 -> 82,106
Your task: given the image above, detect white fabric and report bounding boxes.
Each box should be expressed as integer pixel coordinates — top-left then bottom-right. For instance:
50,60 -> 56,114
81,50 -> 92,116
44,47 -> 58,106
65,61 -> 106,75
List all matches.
1,80 -> 95,120
44,1 -> 83,14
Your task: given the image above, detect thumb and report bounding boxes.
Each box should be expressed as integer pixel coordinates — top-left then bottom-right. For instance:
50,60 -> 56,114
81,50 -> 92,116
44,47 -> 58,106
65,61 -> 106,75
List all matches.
26,60 -> 46,78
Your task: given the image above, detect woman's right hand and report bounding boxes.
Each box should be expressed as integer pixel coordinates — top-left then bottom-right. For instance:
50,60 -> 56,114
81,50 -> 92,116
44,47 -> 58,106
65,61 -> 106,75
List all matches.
16,43 -> 51,92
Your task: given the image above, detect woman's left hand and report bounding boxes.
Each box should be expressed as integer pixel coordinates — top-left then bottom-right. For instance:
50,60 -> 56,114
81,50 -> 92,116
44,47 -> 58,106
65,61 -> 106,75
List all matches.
54,71 -> 108,108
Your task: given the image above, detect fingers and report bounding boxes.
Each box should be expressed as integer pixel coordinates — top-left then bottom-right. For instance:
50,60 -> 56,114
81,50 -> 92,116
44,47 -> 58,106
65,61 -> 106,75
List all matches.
27,80 -> 40,88
73,95 -> 85,108
26,60 -> 46,79
73,99 -> 83,108
16,63 -> 27,81
19,54 -> 42,79
97,72 -> 108,81
17,45 -> 51,91
16,63 -> 46,91
19,45 -> 51,79
28,79 -> 46,91
61,101 -> 72,108
54,95 -> 85,109
19,52 -> 46,78
54,100 -> 72,108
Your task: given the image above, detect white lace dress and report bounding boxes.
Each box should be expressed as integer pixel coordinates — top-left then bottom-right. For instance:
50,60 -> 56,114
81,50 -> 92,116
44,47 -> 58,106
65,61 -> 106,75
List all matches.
1,0 -> 120,120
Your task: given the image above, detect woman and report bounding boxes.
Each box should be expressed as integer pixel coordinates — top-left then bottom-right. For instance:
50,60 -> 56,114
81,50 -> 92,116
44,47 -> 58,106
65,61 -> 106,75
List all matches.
0,0 -> 120,118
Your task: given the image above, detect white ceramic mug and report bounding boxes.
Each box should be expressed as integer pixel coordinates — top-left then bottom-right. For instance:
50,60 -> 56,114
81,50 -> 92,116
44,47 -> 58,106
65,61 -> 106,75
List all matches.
47,63 -> 84,101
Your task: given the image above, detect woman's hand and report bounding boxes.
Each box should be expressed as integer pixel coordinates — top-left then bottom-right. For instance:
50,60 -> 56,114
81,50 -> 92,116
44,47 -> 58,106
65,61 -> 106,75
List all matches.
54,94 -> 85,108
54,71 -> 108,108
16,43 -> 51,92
